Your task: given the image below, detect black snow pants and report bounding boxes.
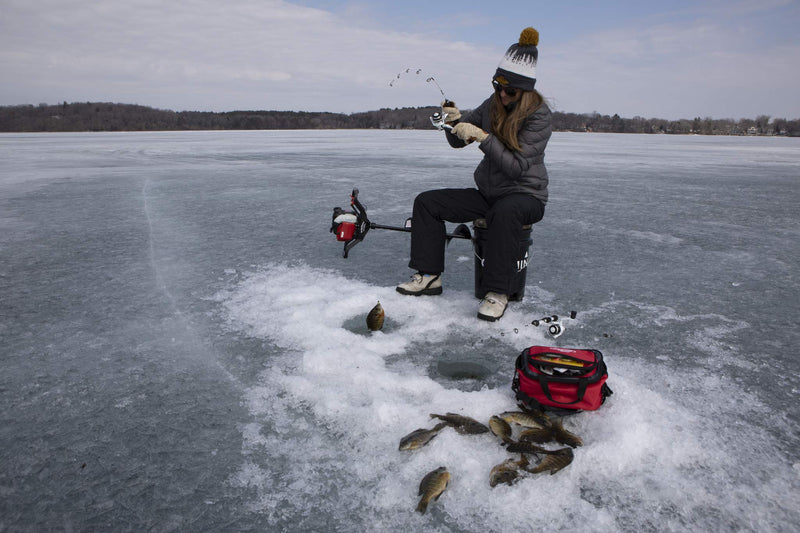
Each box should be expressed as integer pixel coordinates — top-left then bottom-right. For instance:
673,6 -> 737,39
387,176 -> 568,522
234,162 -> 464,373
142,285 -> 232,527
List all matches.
408,188 -> 545,295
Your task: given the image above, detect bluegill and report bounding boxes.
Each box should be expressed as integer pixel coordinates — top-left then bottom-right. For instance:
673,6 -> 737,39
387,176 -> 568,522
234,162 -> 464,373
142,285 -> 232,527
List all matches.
498,410 -> 551,429
488,415 -> 513,444
416,466 -> 450,514
518,426 -> 555,444
366,301 -> 385,331
399,423 -> 447,451
527,447 -> 574,475
505,440 -> 550,455
489,455 -> 530,487
430,413 -> 489,434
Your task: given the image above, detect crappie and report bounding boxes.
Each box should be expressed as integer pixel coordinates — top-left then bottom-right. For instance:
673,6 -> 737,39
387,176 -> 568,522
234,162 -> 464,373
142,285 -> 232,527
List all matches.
416,466 -> 450,513
430,413 -> 489,434
399,423 -> 447,451
528,447 -> 574,475
489,455 -> 530,487
366,301 -> 385,331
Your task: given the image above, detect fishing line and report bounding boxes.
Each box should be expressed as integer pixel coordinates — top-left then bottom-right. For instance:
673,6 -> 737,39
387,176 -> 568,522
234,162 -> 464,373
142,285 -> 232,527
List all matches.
389,67 -> 449,101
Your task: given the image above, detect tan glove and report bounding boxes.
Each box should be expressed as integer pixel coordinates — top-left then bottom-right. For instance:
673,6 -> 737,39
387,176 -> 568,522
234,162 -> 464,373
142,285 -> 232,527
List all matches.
452,122 -> 489,143
441,100 -> 461,123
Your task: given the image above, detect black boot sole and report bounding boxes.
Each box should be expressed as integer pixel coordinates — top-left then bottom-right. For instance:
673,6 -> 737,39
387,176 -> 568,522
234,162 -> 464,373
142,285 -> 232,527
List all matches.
477,311 -> 503,321
396,286 -> 443,296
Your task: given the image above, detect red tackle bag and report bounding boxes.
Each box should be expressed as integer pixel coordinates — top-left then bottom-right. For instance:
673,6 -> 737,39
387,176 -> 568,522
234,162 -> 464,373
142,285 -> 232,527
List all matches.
512,346 -> 612,412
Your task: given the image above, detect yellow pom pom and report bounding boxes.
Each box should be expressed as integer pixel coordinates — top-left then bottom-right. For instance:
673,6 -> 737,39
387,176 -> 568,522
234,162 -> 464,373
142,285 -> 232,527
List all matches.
519,27 -> 539,46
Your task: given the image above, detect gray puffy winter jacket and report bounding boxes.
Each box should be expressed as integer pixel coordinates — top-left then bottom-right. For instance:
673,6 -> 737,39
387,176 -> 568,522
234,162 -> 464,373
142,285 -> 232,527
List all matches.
446,96 -> 551,205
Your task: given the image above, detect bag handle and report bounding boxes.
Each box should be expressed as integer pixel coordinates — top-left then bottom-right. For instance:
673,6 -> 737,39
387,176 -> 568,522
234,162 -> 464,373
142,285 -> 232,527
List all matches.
537,374 -> 589,405
513,367 -> 614,411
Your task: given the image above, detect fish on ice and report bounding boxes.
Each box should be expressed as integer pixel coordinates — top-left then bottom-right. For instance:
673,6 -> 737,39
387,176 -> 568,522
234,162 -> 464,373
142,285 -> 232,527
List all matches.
518,426 -> 554,444
517,417 -> 583,447
430,413 -> 489,434
505,440 -> 551,456
399,423 -> 447,451
498,410 -> 551,429
488,415 -> 514,444
489,455 -> 530,487
526,447 -> 574,475
416,466 -> 450,513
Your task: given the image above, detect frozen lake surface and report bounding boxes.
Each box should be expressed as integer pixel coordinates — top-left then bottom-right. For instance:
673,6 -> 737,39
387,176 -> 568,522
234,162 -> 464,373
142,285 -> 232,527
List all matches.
1,130 -> 799,532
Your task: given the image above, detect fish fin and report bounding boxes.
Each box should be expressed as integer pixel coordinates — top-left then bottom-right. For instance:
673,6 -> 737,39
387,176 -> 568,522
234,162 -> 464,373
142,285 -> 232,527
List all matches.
416,500 -> 428,514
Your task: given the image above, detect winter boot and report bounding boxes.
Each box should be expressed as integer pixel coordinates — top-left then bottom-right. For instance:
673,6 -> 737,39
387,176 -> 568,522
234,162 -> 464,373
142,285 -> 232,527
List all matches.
477,292 -> 508,321
396,273 -> 442,296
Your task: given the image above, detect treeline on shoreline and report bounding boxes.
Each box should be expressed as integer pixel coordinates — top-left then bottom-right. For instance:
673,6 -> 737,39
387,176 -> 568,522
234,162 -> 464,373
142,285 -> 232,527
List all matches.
2,102 -> 798,136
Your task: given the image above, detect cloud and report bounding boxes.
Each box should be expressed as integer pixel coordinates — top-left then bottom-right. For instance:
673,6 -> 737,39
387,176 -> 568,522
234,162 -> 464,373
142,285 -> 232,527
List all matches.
1,0 -> 798,118
542,18 -> 800,119
0,0 -> 500,112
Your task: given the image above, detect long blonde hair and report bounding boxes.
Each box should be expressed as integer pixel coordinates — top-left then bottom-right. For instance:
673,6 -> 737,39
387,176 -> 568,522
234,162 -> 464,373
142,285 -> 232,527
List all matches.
490,90 -> 545,152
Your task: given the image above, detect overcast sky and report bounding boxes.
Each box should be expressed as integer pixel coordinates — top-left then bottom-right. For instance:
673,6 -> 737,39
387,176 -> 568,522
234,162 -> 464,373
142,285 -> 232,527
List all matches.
2,0 -> 799,120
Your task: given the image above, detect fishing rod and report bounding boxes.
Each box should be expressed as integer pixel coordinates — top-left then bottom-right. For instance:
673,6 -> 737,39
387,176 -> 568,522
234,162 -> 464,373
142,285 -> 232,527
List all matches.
388,67 -> 457,131
389,67 -> 451,103
331,189 -> 471,258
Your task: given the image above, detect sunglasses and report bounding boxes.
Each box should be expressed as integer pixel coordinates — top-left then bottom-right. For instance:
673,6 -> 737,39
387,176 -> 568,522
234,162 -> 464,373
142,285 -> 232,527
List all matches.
492,80 -> 518,97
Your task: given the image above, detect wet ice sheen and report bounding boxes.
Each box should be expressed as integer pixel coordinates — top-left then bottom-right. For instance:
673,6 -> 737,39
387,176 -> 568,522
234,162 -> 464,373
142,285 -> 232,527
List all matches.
1,130 -> 798,532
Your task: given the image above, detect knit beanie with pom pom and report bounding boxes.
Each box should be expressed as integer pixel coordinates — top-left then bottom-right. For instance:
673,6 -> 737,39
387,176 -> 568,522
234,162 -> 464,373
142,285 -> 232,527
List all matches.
494,27 -> 539,91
